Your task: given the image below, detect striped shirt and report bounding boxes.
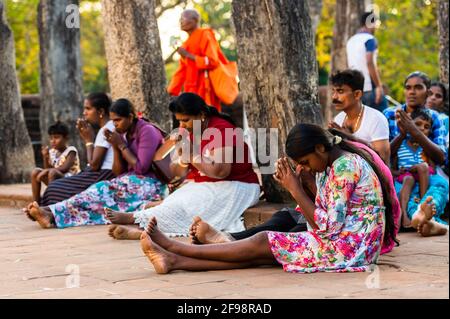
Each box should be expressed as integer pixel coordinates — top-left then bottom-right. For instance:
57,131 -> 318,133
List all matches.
397,140 -> 426,169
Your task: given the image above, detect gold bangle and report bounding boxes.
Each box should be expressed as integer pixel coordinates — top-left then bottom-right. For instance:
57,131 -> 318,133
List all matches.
85,142 -> 94,147
178,157 -> 189,168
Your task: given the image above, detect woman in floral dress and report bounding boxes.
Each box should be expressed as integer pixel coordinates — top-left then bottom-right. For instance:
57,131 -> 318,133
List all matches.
138,123 -> 398,274
27,99 -> 167,229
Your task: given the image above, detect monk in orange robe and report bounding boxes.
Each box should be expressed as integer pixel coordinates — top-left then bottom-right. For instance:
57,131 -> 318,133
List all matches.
167,9 -> 231,111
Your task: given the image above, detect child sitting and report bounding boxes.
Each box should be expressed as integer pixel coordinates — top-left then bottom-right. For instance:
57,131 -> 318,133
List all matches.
31,122 -> 81,203
391,109 -> 435,228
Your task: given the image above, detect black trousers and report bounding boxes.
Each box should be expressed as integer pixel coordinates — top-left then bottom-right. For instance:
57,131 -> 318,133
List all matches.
230,208 -> 307,240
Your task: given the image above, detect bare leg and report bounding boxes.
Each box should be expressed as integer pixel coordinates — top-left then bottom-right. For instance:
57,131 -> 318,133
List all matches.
48,169 -> 64,183
399,176 -> 415,228
415,163 -> 430,199
189,216 -> 234,244
36,169 -> 49,186
108,224 -> 143,240
140,230 -> 277,274
104,208 -> 135,225
29,201 -> 55,229
145,217 -> 276,263
31,168 -> 44,203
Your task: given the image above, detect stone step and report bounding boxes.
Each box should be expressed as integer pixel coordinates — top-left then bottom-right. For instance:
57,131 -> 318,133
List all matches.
0,184 -> 285,227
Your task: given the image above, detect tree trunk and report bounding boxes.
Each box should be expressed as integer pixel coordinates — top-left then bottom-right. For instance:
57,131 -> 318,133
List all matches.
232,0 -> 323,203
0,1 -> 35,183
330,0 -> 369,74
101,0 -> 171,131
38,0 -> 85,165
438,0 -> 449,89
308,0 -> 323,36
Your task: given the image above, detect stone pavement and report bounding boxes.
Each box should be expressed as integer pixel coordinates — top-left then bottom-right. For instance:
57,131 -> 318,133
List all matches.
0,184 -> 448,299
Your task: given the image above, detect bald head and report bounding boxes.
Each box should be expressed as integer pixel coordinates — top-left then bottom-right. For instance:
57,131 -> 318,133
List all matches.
182,9 -> 200,21
180,9 -> 200,32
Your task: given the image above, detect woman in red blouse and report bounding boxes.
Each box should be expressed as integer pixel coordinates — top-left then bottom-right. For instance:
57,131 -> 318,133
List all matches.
107,93 -> 260,239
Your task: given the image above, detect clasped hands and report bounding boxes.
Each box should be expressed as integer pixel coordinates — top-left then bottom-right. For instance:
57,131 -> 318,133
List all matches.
104,128 -> 125,148
273,157 -> 304,194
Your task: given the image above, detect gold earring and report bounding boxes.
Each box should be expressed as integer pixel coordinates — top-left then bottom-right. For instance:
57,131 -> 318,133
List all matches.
100,115 -> 103,118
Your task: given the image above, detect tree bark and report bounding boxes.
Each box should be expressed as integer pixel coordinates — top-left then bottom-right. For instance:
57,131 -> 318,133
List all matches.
232,0 -> 323,203
38,0 -> 85,165
330,0 -> 369,74
0,1 -> 35,183
438,0 -> 449,89
101,0 -> 171,131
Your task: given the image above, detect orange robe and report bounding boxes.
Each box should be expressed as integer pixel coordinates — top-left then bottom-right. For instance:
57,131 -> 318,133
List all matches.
167,28 -> 230,111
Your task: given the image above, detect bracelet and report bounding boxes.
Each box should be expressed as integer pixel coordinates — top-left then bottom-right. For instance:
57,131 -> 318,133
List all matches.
177,157 -> 189,168
85,142 -> 94,147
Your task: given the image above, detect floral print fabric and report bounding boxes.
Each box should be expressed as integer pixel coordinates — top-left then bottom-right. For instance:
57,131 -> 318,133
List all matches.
268,153 -> 385,273
49,174 -> 167,228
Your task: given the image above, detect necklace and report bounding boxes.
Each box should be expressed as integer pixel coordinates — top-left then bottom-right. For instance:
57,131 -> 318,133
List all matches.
344,105 -> 364,133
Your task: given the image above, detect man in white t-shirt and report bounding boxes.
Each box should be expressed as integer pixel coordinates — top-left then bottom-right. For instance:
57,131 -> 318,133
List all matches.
328,69 -> 390,165
346,11 -> 388,112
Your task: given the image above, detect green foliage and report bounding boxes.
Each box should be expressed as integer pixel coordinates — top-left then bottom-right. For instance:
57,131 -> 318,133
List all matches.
316,0 -> 335,85
316,0 -> 440,102
79,0 -> 109,93
6,0 -> 40,94
6,0 -> 108,94
375,0 -> 439,102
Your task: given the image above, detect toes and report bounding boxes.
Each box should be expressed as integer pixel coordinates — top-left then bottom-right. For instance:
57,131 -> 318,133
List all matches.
192,216 -> 202,224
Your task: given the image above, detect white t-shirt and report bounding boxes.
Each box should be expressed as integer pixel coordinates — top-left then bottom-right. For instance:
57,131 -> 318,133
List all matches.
334,105 -> 389,143
346,32 -> 377,92
94,120 -> 115,170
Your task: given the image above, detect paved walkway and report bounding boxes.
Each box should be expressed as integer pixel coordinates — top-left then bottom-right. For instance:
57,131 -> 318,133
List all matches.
0,185 -> 448,299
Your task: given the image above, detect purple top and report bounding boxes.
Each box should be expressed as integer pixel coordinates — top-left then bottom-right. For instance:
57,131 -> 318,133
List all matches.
123,119 -> 164,178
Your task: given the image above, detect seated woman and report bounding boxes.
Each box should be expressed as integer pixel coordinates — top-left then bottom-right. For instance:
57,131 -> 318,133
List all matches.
106,93 -> 260,238
189,128 -> 401,255
25,99 -> 167,229
138,123 -> 398,274
37,93 -> 116,207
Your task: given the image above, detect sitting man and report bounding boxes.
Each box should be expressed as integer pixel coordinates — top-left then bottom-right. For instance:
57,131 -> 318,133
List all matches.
328,69 -> 391,165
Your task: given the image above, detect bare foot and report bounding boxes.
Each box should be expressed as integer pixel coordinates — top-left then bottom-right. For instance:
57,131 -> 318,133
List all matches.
108,225 -> 143,240
29,202 -> 54,229
23,202 -> 36,222
189,216 -> 233,245
140,229 -> 173,274
417,220 -> 448,237
144,217 -> 176,251
411,197 -> 436,229
104,208 -> 135,225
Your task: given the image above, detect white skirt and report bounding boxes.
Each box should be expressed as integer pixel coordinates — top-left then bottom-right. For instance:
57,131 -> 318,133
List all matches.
133,181 -> 260,236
